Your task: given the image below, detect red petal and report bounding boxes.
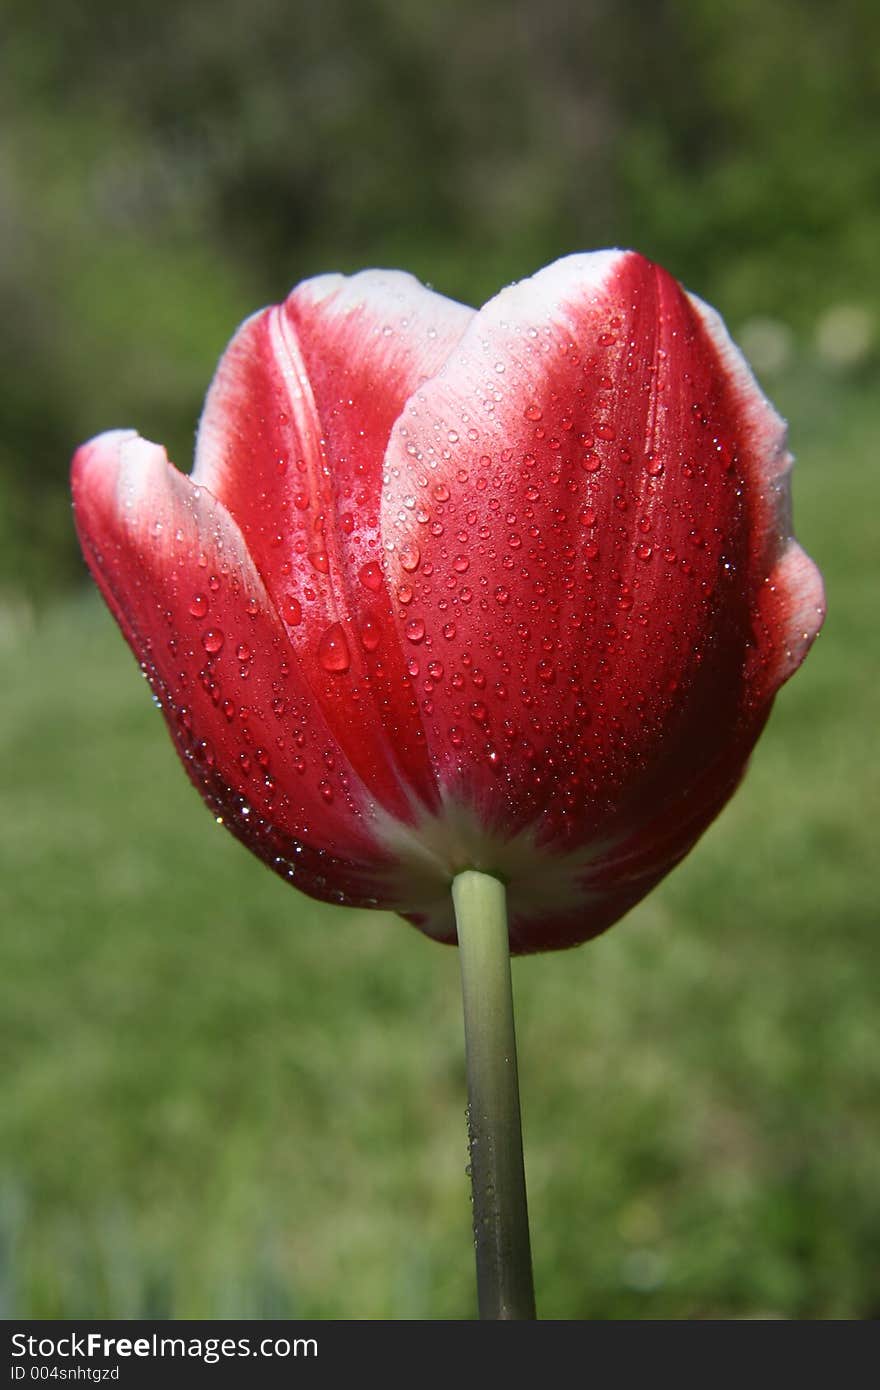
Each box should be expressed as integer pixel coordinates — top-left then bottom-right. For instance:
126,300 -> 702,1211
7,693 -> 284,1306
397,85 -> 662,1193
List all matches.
191,272 -> 473,814
71,431 -> 401,908
374,251 -> 824,947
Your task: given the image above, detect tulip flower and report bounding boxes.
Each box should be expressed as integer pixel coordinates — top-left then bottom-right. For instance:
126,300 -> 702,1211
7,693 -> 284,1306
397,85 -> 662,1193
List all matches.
71,251 -> 824,1318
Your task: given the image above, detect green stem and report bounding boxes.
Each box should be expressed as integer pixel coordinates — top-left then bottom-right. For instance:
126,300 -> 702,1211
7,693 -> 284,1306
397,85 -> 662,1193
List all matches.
452,869 -> 536,1320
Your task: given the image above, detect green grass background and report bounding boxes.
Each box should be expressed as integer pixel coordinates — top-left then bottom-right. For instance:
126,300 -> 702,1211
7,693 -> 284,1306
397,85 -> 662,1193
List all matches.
1,365 -> 876,1319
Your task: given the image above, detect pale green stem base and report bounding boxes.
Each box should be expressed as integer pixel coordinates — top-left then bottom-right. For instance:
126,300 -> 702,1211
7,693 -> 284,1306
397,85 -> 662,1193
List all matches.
452,869 -> 536,1320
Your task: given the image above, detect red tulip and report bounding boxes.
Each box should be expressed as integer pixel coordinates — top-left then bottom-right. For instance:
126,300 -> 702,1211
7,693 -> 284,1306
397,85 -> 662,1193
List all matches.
71,251 -> 824,954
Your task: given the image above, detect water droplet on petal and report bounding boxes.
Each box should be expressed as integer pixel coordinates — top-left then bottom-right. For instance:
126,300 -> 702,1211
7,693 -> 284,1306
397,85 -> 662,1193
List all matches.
282,595 -> 303,625
359,561 -> 384,592
405,618 -> 426,644
189,594 -> 208,618
318,622 -> 351,672
202,629 -> 224,654
400,541 -> 421,572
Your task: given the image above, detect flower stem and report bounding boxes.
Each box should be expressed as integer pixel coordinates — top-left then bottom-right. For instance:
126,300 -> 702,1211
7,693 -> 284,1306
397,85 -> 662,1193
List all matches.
452,869 -> 536,1320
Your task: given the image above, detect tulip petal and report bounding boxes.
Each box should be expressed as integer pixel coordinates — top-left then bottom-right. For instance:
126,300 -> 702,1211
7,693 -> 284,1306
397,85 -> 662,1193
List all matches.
191,272 -> 474,814
684,293 -> 827,702
71,430 -> 409,908
374,251 -> 824,948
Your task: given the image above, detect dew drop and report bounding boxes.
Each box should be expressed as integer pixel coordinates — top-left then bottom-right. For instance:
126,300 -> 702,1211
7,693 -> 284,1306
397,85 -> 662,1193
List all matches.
318,622 -> 351,672
309,550 -> 330,574
427,660 -> 444,681
646,455 -> 664,477
453,555 -> 470,574
189,594 -> 208,619
400,541 -> 421,572
236,642 -> 252,662
405,618 -> 426,644
202,629 -> 224,654
283,595 -> 303,625
442,622 -> 457,640
524,403 -> 543,421
359,561 -> 384,592
536,659 -> 555,684
360,616 -> 381,652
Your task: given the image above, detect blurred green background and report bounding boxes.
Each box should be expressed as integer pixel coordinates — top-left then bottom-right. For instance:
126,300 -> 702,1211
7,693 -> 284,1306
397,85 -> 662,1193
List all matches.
1,0 -> 877,1318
